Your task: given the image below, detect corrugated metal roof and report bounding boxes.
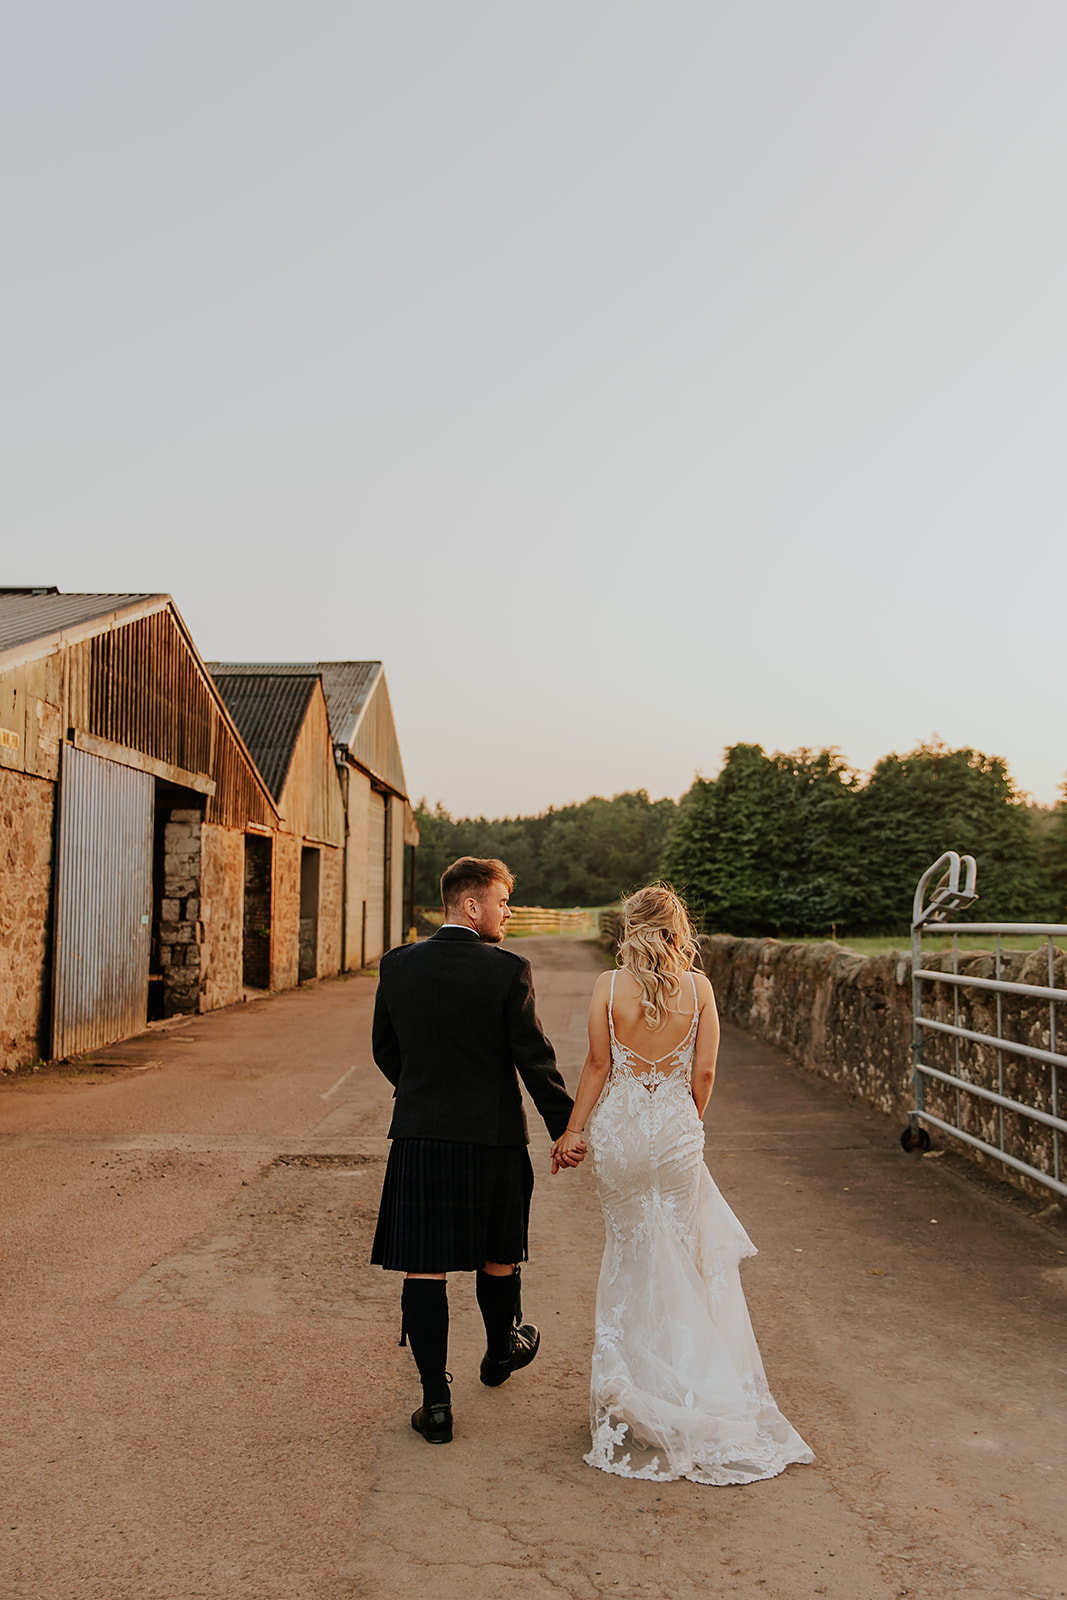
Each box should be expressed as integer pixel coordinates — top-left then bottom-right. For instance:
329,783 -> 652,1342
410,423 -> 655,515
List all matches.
210,672 -> 320,801
206,661 -> 381,750
0,591 -> 166,657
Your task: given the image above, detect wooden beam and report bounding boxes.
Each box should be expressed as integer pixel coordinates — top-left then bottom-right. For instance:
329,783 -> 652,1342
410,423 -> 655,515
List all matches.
72,732 -> 217,795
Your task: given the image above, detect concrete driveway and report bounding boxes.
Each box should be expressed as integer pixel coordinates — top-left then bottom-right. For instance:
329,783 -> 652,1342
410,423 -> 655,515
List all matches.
1,938 -> 1065,1600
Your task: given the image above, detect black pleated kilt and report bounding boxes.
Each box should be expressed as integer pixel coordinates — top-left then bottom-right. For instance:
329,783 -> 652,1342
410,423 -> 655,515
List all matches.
370,1138 -> 535,1273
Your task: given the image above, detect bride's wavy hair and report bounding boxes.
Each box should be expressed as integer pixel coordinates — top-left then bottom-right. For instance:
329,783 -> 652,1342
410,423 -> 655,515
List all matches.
617,883 -> 698,1031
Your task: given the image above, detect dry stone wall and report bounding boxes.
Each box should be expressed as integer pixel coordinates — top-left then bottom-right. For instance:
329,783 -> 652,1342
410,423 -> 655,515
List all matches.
200,824 -> 244,1012
158,809 -> 203,1016
319,845 -> 343,979
271,834 -> 301,992
0,768 -> 54,1069
698,934 -> 1065,1199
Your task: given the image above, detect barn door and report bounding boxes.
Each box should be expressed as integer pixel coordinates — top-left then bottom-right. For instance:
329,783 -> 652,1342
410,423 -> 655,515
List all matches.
52,745 -> 154,1057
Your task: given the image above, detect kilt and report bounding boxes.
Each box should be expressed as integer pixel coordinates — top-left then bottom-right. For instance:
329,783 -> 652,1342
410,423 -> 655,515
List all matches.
370,1138 -> 535,1273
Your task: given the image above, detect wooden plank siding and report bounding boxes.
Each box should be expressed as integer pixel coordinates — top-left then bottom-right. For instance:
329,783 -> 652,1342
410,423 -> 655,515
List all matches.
64,607 -> 276,831
275,683 -> 345,847
1,603 -> 274,831
350,672 -> 408,797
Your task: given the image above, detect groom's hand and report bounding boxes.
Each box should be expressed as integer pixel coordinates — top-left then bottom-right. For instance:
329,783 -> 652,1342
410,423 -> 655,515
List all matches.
551,1131 -> 587,1174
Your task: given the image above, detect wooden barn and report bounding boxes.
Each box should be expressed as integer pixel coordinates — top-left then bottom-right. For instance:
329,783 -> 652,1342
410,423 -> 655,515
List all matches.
208,671 -> 346,989
206,661 -> 419,968
0,589 -> 283,1067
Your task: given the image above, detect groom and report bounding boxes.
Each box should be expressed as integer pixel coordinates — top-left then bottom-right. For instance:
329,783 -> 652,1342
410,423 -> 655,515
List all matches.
370,856 -> 584,1444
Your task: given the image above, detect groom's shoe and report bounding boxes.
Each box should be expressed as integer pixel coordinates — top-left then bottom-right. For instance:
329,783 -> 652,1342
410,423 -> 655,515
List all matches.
479,1322 -> 541,1387
411,1400 -> 453,1444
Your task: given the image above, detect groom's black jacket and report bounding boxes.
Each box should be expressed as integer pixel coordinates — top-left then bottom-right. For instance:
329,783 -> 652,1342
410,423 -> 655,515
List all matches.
371,926 -> 573,1146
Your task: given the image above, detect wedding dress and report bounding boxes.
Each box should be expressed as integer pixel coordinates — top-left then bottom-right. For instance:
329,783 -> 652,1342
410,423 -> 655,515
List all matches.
584,973 -> 814,1485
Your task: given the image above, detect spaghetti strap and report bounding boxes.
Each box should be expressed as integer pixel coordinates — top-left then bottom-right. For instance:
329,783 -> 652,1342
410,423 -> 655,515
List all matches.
608,971 -> 618,1041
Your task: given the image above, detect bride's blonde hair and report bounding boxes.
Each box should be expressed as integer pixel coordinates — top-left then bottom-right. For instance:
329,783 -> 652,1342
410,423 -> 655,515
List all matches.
617,884 -> 698,1031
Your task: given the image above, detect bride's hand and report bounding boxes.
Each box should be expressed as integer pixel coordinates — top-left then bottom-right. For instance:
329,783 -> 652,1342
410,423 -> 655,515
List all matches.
551,1128 -> 587,1175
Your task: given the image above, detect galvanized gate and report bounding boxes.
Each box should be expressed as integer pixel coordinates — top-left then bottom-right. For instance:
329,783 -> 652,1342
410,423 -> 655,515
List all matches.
906,851 -> 1067,1199
52,744 -> 154,1058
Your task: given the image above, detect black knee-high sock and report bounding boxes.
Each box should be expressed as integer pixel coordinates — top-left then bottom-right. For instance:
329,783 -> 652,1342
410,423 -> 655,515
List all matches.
476,1268 -> 520,1362
401,1280 -> 450,1407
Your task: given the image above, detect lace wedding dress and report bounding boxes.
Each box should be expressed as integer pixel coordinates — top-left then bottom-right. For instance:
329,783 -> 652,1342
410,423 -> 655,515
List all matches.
584,973 -> 814,1486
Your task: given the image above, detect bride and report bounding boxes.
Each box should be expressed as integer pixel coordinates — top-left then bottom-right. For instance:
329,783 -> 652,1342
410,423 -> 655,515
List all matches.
551,885 -> 813,1486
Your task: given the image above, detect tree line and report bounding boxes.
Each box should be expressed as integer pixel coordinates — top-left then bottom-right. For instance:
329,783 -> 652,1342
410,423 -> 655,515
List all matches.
415,741 -> 1067,936
413,790 -> 678,910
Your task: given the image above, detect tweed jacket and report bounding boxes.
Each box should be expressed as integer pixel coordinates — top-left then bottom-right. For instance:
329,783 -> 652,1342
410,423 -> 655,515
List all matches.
371,926 -> 574,1146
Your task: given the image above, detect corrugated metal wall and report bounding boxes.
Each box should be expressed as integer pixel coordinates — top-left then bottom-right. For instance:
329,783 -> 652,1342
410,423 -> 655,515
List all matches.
52,745 -> 154,1057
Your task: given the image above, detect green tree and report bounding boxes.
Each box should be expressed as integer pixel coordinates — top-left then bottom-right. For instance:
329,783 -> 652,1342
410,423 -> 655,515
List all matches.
1028,785 -> 1067,923
662,744 -> 864,936
412,790 -> 679,908
854,742 -> 1048,931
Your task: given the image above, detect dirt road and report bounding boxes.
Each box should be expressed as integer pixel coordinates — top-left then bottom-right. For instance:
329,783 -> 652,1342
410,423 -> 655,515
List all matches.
2,938 -> 1066,1600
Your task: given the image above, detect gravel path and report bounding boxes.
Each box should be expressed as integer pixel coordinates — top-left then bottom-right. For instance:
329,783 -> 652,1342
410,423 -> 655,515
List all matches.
1,939 -> 1065,1599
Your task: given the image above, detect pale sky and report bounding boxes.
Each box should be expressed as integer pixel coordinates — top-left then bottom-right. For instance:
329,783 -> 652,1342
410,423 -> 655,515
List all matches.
5,2 -> 1066,815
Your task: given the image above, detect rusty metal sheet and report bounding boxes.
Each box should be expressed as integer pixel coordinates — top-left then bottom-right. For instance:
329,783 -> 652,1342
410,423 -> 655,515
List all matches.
52,744 -> 154,1058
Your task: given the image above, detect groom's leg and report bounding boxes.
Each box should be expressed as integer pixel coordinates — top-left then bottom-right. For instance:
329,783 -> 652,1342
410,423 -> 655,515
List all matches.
401,1274 -> 451,1407
477,1262 -> 522,1364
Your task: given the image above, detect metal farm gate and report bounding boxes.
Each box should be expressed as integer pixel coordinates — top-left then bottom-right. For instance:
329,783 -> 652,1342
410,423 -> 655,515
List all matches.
52,745 -> 154,1058
906,851 -> 1067,1200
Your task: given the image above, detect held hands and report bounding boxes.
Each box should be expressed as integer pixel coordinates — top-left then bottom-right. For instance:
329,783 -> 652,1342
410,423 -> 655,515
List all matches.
551,1127 -> 587,1175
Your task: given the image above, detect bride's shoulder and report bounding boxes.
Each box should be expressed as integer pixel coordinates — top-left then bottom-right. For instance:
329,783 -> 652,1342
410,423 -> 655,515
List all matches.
692,970 -> 715,1002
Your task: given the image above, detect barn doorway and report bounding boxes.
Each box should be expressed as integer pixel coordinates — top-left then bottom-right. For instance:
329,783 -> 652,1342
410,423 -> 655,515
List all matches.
243,833 -> 273,989
299,845 -> 320,983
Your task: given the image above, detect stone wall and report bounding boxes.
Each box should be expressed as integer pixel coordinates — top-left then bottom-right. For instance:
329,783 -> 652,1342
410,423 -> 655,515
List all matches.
200,824 -> 244,1012
158,810 -> 203,1016
271,833 -> 301,992
0,768 -> 54,1069
699,934 -> 1065,1199
318,845 -> 343,978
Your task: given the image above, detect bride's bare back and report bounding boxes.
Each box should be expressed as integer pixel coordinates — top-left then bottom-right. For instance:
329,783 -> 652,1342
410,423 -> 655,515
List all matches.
607,965 -> 705,1061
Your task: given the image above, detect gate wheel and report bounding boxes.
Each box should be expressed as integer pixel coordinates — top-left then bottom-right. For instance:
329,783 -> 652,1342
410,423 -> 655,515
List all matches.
900,1124 -> 932,1153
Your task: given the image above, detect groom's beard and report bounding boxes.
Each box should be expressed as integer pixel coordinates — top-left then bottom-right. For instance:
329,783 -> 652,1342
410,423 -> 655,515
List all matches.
478,928 -> 505,944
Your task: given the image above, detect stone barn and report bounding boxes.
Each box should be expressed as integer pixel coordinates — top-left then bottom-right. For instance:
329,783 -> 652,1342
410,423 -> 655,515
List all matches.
208,671 -> 346,989
206,661 -> 419,968
0,588 -> 282,1068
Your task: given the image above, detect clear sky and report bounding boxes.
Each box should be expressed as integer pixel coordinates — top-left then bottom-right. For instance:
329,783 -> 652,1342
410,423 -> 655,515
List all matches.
5,2 -> 1066,815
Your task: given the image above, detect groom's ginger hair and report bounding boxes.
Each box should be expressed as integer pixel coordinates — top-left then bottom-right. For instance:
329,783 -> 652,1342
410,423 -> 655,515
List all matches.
440,856 -> 515,910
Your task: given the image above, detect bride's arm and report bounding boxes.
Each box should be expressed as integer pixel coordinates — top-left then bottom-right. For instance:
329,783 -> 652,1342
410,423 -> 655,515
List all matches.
691,975 -> 720,1119
550,973 -> 612,1175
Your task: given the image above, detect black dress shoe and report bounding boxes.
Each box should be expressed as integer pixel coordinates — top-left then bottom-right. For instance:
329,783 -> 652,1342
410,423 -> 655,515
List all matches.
411,1400 -> 453,1444
479,1322 -> 541,1387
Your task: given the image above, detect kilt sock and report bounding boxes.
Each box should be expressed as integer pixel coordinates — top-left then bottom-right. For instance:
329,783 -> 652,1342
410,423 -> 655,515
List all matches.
401,1279 -> 450,1407
476,1267 -> 521,1361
